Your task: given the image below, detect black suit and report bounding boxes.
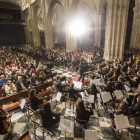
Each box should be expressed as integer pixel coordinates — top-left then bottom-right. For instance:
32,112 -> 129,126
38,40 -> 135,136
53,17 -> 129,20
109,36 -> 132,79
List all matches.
78,62 -> 86,82
16,81 -> 26,92
30,77 -> 38,87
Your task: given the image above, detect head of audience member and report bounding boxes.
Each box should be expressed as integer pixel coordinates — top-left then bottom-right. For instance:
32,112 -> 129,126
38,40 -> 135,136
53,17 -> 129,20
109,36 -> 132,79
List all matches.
7,80 -> 12,86
1,75 -> 5,80
18,76 -> 22,82
32,73 -> 36,78
43,102 -> 51,113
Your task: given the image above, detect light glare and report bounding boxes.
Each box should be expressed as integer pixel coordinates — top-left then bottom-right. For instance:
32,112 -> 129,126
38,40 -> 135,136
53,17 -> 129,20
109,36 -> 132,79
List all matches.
70,18 -> 86,36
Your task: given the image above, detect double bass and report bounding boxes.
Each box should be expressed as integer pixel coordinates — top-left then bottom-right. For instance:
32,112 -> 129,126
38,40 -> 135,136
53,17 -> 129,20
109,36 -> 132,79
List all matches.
0,106 -> 12,135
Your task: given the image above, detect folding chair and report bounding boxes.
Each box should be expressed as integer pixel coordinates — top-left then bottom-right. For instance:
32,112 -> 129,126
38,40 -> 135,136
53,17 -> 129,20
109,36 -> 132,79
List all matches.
30,113 -> 57,140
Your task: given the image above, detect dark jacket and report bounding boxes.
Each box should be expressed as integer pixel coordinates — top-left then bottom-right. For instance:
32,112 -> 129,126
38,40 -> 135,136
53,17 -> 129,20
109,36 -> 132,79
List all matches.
16,81 -> 26,92
37,109 -> 60,128
29,97 -> 41,111
76,106 -> 93,122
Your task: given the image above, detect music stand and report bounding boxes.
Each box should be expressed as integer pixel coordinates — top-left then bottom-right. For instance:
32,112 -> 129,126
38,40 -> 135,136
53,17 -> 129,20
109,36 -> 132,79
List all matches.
58,118 -> 74,140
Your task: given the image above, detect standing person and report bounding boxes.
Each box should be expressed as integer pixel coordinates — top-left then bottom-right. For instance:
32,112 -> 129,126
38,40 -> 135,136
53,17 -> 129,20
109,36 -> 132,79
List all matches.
77,60 -> 86,82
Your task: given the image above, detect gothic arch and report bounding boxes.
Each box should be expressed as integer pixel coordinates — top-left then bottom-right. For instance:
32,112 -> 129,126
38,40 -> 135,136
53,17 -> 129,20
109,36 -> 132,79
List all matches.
71,0 -> 97,13
45,0 -> 64,48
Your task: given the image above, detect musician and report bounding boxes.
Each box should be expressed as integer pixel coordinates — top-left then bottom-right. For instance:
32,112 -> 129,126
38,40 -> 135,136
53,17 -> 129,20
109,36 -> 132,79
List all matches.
128,95 -> 140,115
76,99 -> 93,123
86,83 -> 99,109
108,72 -> 118,82
64,83 -> 83,102
53,76 -> 66,94
114,76 -> 124,91
77,59 -> 86,82
37,103 -> 64,128
0,109 -> 12,121
129,71 -> 140,87
5,80 -> 17,96
29,89 -> 46,111
16,76 -> 26,92
126,91 -> 139,106
109,101 -> 128,124
121,62 -> 128,72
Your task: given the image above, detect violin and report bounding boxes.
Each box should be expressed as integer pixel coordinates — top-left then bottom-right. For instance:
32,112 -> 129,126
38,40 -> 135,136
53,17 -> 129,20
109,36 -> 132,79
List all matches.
0,106 -> 12,135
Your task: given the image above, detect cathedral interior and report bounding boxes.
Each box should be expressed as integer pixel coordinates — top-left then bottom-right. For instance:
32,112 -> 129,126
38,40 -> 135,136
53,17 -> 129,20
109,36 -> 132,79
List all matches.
0,0 -> 140,140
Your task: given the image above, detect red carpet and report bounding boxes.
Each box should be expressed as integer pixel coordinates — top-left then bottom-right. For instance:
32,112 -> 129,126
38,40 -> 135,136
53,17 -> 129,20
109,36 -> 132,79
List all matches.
70,76 -> 89,85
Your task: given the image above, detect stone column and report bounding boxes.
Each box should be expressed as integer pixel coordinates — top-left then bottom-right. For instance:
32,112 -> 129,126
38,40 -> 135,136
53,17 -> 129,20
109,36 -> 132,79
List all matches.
130,0 -> 140,49
45,11 -> 54,48
104,0 -> 130,61
65,0 -> 77,51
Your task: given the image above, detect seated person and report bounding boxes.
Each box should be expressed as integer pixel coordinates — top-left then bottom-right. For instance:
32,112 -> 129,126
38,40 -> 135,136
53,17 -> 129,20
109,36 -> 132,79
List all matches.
43,65 -> 51,75
126,91 -> 140,107
39,72 -> 46,83
16,76 -> 26,92
0,107 -> 12,121
30,73 -> 39,87
76,99 -> 93,123
86,83 -> 99,109
114,76 -> 124,91
129,71 -> 140,88
29,89 -> 45,111
5,80 -> 17,96
37,103 -> 64,128
0,75 -> 9,87
53,76 -> 66,94
64,83 -> 83,101
128,95 -> 140,115
109,101 -> 128,125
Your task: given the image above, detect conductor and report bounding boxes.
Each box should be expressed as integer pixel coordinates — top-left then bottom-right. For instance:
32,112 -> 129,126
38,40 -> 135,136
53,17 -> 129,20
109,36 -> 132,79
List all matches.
77,59 -> 86,82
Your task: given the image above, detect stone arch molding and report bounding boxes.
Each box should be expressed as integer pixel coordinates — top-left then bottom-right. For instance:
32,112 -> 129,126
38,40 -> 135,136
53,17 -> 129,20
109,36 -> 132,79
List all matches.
71,0 -> 97,13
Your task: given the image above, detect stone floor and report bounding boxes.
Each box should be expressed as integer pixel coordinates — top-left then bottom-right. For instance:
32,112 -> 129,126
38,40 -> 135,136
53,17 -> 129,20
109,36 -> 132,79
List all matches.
0,66 -> 140,140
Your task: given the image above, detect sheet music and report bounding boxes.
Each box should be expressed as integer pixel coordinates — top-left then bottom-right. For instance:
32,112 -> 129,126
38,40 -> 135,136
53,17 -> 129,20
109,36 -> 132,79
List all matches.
124,84 -> 130,92
58,118 -> 74,134
56,92 -> 62,102
85,130 -> 97,140
73,81 -> 82,89
88,95 -> 94,103
19,99 -> 26,110
101,92 -> 112,103
114,90 -> 123,99
115,115 -> 130,130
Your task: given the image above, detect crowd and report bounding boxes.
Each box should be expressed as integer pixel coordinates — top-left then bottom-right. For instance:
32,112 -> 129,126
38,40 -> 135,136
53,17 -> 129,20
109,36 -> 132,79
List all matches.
0,45 -> 140,134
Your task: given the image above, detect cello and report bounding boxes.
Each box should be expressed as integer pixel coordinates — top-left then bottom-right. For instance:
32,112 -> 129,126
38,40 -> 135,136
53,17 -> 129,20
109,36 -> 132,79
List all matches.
0,106 -> 12,135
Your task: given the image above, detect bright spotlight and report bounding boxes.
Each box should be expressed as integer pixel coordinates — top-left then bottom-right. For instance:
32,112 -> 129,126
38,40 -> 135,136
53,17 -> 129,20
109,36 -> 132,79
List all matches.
70,18 -> 86,36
